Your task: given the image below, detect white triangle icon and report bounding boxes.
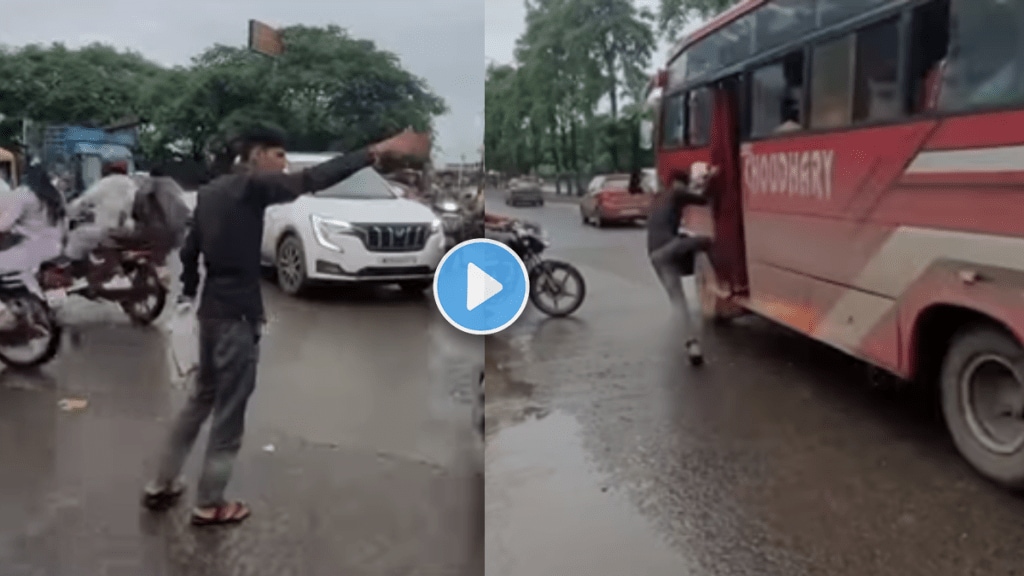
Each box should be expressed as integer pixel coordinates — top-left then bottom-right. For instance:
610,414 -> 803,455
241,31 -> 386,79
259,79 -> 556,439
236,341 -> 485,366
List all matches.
467,262 -> 503,311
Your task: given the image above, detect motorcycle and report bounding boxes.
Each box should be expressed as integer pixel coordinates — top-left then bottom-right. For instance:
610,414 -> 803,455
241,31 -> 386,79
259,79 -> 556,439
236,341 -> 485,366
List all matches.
0,272 -> 63,368
502,220 -> 586,317
39,234 -> 169,326
433,187 -> 484,249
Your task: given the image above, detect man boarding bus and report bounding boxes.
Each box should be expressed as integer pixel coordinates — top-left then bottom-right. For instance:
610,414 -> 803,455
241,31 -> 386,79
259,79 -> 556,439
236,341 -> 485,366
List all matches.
644,0 -> 1024,489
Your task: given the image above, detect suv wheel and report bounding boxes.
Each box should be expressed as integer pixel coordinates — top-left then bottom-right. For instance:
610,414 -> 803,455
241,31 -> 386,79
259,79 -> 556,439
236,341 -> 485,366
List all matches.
276,234 -> 309,296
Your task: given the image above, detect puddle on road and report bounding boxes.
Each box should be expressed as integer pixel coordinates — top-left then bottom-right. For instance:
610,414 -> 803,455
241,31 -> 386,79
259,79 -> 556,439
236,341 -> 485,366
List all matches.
485,411 -> 695,576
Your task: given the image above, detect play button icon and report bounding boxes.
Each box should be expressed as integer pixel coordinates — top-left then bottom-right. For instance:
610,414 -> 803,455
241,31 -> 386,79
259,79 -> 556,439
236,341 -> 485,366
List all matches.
433,238 -> 530,335
466,262 -> 503,311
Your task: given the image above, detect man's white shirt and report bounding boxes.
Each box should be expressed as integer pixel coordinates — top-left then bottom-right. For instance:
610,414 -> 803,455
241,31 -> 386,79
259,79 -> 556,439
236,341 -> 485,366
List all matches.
68,174 -> 138,231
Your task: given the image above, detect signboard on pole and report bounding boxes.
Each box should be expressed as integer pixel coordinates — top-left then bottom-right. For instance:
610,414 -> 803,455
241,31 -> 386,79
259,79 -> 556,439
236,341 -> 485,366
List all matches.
248,20 -> 284,57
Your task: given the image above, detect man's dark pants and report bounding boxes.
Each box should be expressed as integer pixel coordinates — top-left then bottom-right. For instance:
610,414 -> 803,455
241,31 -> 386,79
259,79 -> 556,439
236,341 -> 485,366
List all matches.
649,235 -> 708,343
155,317 -> 260,507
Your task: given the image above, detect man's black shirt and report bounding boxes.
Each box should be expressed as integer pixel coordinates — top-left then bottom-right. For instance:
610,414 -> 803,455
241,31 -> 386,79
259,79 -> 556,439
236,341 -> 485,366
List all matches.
180,149 -> 373,321
646,184 -> 709,254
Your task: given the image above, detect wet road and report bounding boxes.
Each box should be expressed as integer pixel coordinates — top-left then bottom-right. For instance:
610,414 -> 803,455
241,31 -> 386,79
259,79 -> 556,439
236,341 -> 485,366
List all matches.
0,267 -> 483,575
484,187 -> 1024,576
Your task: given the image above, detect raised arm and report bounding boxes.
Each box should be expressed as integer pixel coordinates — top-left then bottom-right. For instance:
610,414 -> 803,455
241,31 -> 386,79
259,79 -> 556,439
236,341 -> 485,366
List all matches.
248,149 -> 376,207
246,130 -> 431,209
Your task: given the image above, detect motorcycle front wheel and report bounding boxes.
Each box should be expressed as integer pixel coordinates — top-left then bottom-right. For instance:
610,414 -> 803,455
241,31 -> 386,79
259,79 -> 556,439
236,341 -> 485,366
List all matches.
528,260 -> 586,317
0,298 -> 62,369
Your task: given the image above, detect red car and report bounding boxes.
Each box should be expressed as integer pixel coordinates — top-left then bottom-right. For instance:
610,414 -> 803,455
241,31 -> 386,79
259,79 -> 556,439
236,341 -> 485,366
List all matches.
579,173 -> 654,227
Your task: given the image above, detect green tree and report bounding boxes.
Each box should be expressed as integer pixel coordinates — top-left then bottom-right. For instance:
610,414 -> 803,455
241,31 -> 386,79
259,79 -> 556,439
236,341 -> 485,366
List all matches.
493,0 -> 655,183
0,42 -> 165,148
657,0 -> 737,41
573,0 -> 655,172
484,64 -> 528,174
145,25 -> 448,165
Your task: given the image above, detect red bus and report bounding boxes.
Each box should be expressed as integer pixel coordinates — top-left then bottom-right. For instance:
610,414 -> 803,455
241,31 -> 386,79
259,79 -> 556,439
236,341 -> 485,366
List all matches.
644,0 -> 1024,488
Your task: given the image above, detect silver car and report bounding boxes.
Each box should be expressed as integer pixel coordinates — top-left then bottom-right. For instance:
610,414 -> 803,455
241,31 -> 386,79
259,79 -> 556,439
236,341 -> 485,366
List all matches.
504,179 -> 544,207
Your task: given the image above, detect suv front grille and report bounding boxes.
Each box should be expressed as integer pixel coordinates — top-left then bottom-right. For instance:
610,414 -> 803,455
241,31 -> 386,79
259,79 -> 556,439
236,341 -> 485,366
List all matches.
352,223 -> 430,252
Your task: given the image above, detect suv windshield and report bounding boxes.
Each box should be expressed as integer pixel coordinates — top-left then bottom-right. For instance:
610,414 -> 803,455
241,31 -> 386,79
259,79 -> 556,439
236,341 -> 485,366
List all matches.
314,167 -> 396,200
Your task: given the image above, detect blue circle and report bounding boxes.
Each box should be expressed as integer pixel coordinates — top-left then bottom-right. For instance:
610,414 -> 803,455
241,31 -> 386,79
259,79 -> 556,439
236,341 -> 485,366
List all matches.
433,239 -> 529,335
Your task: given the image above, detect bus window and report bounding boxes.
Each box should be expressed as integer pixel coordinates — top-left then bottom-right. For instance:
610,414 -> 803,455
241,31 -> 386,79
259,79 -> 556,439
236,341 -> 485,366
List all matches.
938,0 -> 1024,112
755,0 -> 815,53
853,18 -> 902,123
688,33 -> 725,81
810,35 -> 855,130
750,51 -> 806,138
908,0 -> 951,114
687,87 -> 714,147
817,0 -> 891,27
661,92 -> 686,148
719,15 -> 755,68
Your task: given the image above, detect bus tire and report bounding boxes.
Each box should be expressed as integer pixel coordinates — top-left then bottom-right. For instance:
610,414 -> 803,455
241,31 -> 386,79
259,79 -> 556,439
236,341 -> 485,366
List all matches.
694,253 -> 744,324
941,326 -> 1024,489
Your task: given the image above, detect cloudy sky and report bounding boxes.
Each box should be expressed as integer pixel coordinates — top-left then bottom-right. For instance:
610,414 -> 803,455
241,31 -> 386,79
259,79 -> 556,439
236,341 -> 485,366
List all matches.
0,0 -> 483,164
485,0 -> 700,73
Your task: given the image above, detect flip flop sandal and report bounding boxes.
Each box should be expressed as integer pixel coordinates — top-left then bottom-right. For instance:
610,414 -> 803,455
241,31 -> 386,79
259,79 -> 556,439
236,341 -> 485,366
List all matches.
191,501 -> 251,527
141,481 -> 186,511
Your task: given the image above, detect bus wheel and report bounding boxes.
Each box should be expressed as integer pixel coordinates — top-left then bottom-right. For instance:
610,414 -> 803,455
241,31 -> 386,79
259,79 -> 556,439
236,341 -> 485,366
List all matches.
694,253 -> 743,324
942,326 -> 1024,488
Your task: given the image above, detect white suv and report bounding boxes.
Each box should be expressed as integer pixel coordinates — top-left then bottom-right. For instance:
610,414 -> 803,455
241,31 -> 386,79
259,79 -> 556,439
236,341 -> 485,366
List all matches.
260,161 -> 445,296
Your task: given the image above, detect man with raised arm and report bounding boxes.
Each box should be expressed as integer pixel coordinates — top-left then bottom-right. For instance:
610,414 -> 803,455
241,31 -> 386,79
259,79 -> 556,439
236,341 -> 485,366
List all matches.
142,126 -> 430,526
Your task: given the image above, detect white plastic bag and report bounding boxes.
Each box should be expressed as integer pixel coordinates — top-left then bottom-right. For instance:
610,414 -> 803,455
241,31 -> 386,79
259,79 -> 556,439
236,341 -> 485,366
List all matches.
166,306 -> 199,384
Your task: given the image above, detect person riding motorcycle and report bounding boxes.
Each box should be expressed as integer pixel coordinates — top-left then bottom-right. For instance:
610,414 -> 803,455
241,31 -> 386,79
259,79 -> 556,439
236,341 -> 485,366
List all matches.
483,211 -> 517,243
484,211 -> 514,229
64,159 -> 139,289
129,173 -> 190,265
0,164 -> 66,329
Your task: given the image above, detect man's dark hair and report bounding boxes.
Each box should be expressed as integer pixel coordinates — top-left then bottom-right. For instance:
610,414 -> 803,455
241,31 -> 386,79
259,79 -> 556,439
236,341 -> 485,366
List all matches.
238,126 -> 287,161
23,164 -> 65,226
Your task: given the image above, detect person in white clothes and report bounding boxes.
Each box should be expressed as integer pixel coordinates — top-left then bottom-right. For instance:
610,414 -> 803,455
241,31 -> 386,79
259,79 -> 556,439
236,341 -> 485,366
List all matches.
63,159 -> 138,289
0,164 -> 65,328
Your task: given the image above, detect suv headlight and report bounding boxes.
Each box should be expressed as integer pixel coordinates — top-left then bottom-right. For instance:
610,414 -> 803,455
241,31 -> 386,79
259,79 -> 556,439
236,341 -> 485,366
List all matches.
310,214 -> 354,251
430,218 -> 443,233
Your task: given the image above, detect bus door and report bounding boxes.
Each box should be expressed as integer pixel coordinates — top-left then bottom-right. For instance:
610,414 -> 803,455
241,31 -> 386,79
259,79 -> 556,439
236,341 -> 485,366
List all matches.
708,76 -> 749,294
